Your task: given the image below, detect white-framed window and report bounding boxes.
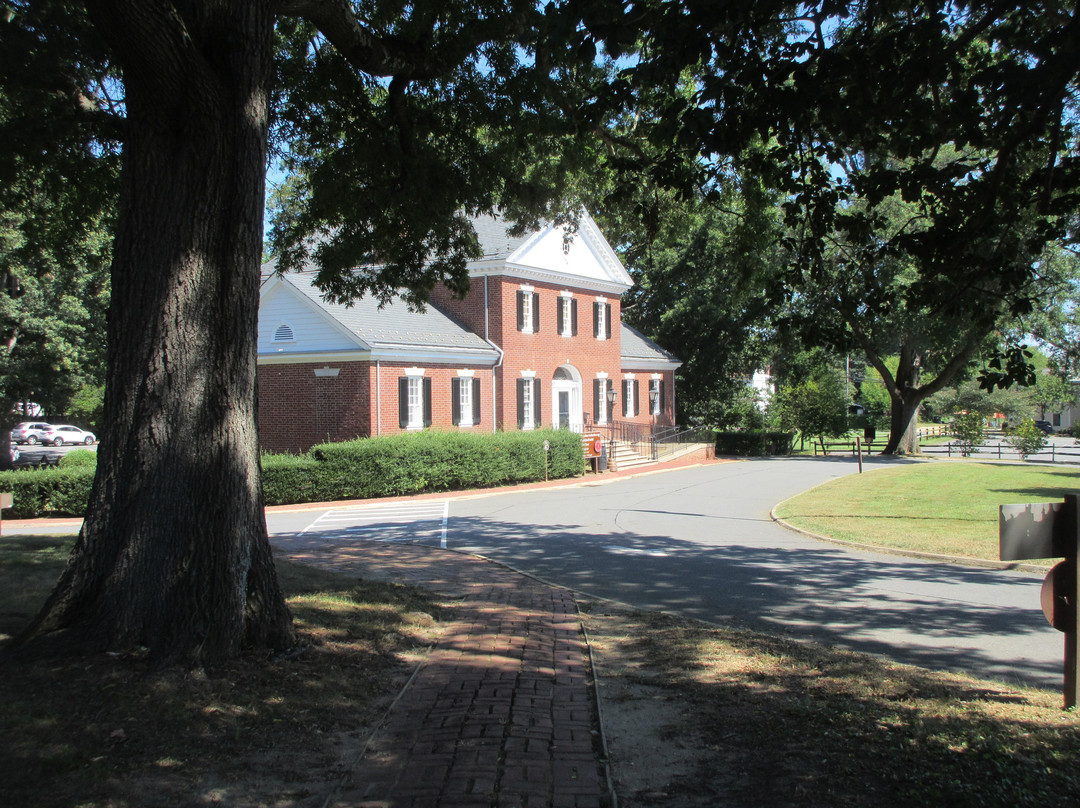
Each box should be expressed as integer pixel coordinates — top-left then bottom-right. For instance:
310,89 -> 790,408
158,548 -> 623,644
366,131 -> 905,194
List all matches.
453,372 -> 480,428
459,379 -> 472,426
594,299 -> 611,340
517,287 -> 539,333
593,375 -> 613,425
517,372 -> 541,430
398,370 -> 430,430
650,377 -> 664,415
623,376 -> 639,418
522,378 -> 533,428
558,294 -> 577,337
407,378 -> 424,428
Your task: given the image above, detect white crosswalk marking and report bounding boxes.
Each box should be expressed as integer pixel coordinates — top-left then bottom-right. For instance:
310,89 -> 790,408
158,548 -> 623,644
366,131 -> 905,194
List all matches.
301,500 -> 451,547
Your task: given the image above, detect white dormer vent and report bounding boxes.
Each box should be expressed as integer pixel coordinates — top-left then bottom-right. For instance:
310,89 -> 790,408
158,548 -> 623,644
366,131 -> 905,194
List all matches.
273,323 -> 295,342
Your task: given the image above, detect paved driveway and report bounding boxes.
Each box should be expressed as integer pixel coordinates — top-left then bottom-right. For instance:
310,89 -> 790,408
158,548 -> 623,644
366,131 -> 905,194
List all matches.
271,457 -> 1063,689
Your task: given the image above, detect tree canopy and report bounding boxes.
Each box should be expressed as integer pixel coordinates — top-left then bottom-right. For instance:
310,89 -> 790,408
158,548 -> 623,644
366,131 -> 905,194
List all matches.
0,5 -> 118,439
582,1 -> 1079,452
4,0 -> 1079,665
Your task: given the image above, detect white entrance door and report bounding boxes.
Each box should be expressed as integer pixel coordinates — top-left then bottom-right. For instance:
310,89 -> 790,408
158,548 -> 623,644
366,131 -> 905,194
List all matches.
551,367 -> 582,431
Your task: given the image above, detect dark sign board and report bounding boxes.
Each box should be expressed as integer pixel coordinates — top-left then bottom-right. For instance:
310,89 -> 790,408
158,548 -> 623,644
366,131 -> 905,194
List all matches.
999,500 -> 1074,561
999,494 -> 1080,709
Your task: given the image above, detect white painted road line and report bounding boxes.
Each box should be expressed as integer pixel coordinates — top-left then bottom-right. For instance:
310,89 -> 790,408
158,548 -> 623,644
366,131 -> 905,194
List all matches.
301,501 -> 451,546
603,545 -> 670,557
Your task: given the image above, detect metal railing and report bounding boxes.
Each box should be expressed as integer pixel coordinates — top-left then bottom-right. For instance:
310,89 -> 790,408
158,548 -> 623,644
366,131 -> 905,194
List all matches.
591,421 -> 715,462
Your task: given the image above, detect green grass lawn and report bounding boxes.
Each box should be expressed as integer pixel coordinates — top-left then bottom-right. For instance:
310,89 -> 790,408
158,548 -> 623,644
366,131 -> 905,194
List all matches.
774,461 -> 1080,562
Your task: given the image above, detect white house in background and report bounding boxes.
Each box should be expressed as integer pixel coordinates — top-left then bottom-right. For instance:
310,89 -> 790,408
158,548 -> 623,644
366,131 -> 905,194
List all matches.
750,368 -> 774,411
1044,379 -> 1080,432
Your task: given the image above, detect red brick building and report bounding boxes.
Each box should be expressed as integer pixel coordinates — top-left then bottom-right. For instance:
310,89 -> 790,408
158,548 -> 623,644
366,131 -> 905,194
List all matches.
257,213 -> 681,453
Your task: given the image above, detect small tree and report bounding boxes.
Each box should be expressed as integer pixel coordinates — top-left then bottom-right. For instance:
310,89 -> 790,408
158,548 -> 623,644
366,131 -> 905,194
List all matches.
773,370 -> 849,448
951,411 -> 986,457
1030,372 -> 1077,422
855,376 -> 892,436
1005,418 -> 1049,460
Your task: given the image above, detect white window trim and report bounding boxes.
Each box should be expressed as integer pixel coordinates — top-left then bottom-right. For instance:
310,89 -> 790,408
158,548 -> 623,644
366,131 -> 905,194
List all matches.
595,297 -> 608,341
521,370 -> 536,431
455,378 -> 473,429
596,372 -> 610,425
650,375 -> 663,415
624,374 -> 636,418
520,285 -> 535,334
405,368 -> 426,431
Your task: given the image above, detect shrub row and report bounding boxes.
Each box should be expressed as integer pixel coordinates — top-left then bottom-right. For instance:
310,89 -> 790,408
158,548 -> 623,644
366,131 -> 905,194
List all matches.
263,429 -> 584,505
0,466 -> 96,518
0,430 -> 585,517
714,431 -> 795,457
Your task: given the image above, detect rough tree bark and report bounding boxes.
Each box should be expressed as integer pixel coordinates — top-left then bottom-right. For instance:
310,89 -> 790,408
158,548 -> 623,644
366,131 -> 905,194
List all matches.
11,0 -> 295,666
860,330 -> 985,457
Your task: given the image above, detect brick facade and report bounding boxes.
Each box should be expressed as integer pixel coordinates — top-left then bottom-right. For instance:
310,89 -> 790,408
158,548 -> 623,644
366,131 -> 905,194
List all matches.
259,359 -> 498,453
259,361 -> 372,453
258,216 -> 680,453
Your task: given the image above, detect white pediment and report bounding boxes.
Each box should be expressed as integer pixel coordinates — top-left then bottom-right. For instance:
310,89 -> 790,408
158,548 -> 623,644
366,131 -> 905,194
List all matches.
476,213 -> 633,293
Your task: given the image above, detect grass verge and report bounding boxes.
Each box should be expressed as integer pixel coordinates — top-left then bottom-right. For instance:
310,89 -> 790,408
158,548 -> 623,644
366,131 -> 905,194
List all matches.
774,462 -> 1080,562
583,602 -> 1080,808
0,537 -> 445,808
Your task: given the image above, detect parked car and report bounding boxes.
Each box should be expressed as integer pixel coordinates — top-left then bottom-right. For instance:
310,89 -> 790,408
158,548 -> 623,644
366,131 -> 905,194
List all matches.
40,424 -> 97,446
11,421 -> 54,444
1033,420 -> 1054,434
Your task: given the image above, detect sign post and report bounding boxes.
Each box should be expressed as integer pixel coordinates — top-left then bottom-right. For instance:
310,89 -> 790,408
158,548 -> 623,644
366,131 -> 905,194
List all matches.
0,491 -> 11,537
582,433 -> 603,473
1000,494 -> 1080,708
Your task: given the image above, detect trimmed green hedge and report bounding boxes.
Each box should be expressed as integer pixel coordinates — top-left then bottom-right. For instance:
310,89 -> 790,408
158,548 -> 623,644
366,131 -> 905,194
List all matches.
260,452 -> 323,506
715,431 -> 795,456
267,429 -> 584,505
0,466 -> 96,518
1,430 -> 585,516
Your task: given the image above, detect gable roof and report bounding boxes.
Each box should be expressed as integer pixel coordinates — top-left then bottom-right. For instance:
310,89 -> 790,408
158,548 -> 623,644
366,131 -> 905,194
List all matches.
468,211 -> 633,295
620,323 -> 682,370
471,215 -> 534,259
259,270 -> 500,364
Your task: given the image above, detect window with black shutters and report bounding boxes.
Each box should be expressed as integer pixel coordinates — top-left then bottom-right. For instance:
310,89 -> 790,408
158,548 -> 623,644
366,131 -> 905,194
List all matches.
398,375 -> 432,429
517,290 -> 540,333
517,377 -> 542,429
452,377 -> 482,427
557,296 -> 577,337
593,301 -> 611,340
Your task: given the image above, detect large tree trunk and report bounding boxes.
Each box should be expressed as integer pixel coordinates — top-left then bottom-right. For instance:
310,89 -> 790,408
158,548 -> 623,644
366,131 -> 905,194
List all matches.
11,1 -> 295,666
882,388 -> 923,455
878,345 -> 925,456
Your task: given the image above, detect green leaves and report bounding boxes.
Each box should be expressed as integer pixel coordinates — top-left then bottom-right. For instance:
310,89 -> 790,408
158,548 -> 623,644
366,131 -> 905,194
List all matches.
978,344 -> 1037,392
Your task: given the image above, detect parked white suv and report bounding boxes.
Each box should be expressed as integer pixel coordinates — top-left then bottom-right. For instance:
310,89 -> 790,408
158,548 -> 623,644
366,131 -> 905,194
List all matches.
11,421 -> 53,444
40,425 -> 97,446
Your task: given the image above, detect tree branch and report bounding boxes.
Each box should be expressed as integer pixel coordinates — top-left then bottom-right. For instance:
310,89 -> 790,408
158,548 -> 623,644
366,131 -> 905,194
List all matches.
275,0 -> 531,79
83,0 -> 225,119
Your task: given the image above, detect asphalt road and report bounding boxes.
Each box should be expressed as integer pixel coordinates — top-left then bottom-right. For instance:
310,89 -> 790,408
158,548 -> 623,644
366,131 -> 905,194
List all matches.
269,456 -> 1065,689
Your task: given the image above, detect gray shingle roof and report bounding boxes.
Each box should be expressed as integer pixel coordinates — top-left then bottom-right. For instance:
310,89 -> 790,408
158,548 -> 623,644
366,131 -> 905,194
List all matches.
283,270 -> 498,355
620,323 -> 681,366
470,213 -> 532,259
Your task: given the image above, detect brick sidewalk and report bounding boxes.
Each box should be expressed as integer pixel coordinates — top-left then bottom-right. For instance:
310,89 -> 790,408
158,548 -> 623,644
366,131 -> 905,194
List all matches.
273,540 -> 610,808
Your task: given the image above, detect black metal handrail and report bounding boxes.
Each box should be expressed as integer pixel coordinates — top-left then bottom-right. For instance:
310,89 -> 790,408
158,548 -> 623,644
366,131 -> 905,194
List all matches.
591,421 -> 715,462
